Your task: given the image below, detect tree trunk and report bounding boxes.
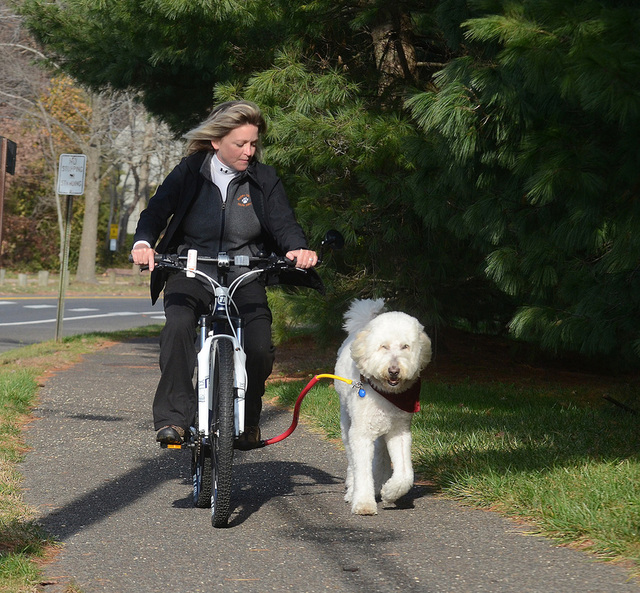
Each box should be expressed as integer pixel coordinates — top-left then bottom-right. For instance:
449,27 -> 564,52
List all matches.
371,10 -> 417,95
74,94 -> 104,283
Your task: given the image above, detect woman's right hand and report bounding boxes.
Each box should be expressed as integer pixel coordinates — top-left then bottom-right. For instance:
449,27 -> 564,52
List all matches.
131,243 -> 157,271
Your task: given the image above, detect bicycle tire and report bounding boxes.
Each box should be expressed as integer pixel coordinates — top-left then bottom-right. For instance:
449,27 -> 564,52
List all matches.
191,423 -> 212,508
210,338 -> 235,527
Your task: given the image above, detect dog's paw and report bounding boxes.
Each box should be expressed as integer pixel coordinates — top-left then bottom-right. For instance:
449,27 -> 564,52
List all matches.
351,500 -> 378,515
380,478 -> 413,505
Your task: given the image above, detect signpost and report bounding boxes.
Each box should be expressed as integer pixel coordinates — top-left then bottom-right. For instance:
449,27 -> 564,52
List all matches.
0,137 -> 17,269
56,154 -> 86,341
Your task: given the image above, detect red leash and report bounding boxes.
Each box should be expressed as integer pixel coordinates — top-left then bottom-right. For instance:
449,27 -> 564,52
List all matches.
260,374 -> 362,447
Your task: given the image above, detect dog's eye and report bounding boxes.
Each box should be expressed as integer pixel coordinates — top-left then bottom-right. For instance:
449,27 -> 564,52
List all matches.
402,344 -> 410,350
380,344 -> 390,350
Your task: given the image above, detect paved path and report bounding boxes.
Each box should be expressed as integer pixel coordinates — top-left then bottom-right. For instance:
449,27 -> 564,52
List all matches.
21,339 -> 639,593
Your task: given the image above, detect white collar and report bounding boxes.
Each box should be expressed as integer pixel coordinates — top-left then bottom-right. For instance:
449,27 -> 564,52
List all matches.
210,153 -> 238,203
212,153 -> 236,177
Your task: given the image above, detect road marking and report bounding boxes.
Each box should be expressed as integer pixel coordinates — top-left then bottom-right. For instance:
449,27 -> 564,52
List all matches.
0,311 -> 162,327
0,295 -> 151,301
0,301 -> 16,305
68,308 -> 99,312
24,304 -> 57,309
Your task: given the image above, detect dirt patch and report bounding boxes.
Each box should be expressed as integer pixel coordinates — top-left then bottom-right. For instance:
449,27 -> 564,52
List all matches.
271,335 -> 339,380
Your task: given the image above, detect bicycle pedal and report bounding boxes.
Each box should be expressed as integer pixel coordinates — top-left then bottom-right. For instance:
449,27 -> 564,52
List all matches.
159,442 -> 184,449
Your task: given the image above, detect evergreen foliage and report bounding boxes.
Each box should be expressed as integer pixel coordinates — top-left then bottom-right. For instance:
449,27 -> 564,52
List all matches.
18,0 -> 274,130
406,0 -> 640,364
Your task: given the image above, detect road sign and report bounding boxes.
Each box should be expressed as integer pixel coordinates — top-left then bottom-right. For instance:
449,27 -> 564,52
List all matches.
109,224 -> 118,251
57,154 -> 86,195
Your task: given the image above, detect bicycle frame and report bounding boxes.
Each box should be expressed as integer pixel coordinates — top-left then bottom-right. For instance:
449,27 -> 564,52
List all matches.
188,250 -> 269,443
196,289 -> 247,440
150,248 -> 297,452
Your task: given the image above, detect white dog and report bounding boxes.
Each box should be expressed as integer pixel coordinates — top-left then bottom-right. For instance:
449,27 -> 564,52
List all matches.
334,299 -> 432,515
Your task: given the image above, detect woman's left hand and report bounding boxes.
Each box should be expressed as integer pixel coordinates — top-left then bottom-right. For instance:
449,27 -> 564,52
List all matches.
286,249 -> 318,269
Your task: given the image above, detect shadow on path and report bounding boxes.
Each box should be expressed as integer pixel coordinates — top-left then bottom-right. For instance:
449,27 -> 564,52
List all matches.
36,452 -> 184,542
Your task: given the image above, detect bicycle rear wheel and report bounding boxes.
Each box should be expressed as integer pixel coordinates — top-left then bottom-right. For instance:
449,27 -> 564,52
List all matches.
210,338 -> 235,527
191,424 -> 211,508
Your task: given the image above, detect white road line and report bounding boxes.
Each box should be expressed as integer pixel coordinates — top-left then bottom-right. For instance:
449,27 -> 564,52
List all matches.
0,311 -> 162,327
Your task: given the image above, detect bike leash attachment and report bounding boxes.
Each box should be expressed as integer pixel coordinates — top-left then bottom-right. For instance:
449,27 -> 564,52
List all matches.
259,374 -> 365,447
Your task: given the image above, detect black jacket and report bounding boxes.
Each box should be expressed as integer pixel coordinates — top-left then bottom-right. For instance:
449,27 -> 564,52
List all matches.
133,151 -> 323,303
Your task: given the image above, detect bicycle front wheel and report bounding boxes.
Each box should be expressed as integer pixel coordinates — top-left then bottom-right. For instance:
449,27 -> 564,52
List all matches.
210,338 -> 235,527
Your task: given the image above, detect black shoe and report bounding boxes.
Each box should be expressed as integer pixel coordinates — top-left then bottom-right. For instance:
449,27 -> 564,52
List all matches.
156,425 -> 185,445
234,425 -> 261,450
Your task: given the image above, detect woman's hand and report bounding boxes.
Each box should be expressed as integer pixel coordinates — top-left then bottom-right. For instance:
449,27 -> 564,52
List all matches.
131,243 -> 157,271
286,249 -> 318,269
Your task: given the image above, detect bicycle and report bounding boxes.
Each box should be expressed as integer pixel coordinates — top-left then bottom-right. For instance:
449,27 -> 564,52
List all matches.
144,230 -> 344,527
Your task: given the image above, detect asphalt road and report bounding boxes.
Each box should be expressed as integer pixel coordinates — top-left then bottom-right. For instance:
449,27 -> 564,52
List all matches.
20,339 -> 640,593
0,296 -> 163,353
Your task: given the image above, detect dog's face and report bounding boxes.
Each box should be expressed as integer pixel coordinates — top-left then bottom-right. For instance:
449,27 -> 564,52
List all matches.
350,311 -> 432,393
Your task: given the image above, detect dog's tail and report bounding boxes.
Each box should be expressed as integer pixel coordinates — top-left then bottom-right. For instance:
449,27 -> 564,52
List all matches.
343,298 -> 385,334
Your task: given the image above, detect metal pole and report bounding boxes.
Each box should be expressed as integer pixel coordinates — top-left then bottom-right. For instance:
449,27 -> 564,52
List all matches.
0,137 -> 7,267
55,195 -> 73,342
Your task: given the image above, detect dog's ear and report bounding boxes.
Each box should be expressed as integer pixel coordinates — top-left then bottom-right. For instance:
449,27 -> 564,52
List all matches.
418,331 -> 432,369
350,328 -> 370,365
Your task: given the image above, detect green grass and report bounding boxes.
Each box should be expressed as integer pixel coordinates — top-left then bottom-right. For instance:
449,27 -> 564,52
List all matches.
270,378 -> 640,574
269,381 -> 342,440
0,365 -> 50,593
0,327 -> 162,593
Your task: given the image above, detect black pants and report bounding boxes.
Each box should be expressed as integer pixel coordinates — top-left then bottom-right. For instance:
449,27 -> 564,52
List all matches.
153,273 -> 275,431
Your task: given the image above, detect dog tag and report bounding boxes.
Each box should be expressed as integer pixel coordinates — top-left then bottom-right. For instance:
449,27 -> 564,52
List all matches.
358,388 -> 366,398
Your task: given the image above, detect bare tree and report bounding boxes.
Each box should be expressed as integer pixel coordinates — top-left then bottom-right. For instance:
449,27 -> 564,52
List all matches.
111,95 -> 183,252
0,2 -> 61,238
0,1 -> 182,280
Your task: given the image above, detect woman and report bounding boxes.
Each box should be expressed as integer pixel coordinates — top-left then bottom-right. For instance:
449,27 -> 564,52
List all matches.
131,100 -> 318,449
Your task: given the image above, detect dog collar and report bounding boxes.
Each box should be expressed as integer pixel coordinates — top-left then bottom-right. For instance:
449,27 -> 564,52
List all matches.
360,375 -> 422,413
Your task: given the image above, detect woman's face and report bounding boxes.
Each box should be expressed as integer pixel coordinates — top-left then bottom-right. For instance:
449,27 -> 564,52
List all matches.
211,124 -> 259,171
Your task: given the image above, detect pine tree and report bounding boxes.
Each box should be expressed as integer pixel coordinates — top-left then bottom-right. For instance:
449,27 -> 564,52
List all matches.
407,0 -> 640,364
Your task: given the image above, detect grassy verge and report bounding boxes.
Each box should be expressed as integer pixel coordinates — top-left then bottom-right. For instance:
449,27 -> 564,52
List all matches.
269,378 -> 640,575
0,327 -> 161,593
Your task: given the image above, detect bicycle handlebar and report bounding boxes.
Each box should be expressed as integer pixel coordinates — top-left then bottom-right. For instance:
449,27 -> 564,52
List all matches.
129,251 -> 297,272
128,230 -> 342,296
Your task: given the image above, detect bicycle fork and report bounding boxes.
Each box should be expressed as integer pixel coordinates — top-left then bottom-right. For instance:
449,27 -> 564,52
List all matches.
196,317 -> 247,439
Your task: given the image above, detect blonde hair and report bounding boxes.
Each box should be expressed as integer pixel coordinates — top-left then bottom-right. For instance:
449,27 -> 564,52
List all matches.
183,100 -> 267,158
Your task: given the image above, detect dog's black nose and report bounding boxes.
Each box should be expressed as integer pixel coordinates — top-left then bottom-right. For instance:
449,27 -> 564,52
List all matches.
388,366 -> 400,381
